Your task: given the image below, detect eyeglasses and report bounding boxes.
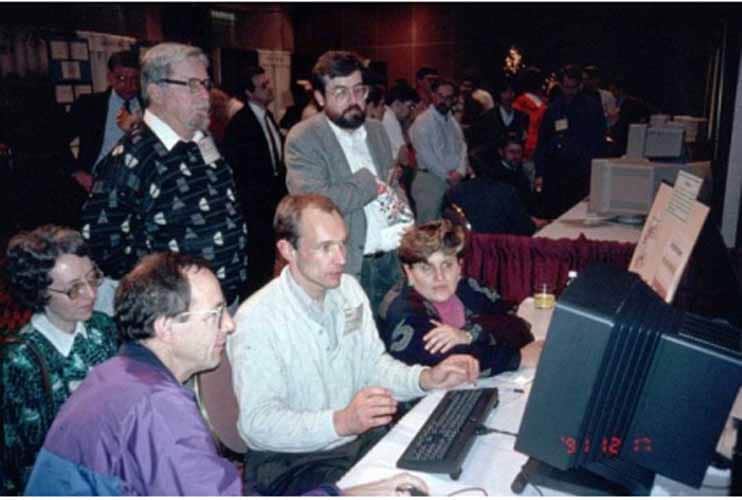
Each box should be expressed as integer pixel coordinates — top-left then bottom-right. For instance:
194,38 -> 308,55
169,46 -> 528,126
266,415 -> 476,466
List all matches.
48,267 -> 104,301
172,303 -> 227,330
158,77 -> 213,93
327,84 -> 369,103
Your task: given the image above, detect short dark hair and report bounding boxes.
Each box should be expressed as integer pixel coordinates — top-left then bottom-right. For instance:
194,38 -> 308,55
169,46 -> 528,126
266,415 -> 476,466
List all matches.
366,84 -> 385,107
5,225 -> 89,312
107,50 -> 139,72
398,219 -> 466,266
416,66 -> 439,82
583,65 -> 600,80
238,65 -> 266,95
115,252 -> 211,343
274,194 -> 342,249
386,82 -> 419,105
493,75 -> 516,94
431,78 -> 456,94
498,133 -> 523,150
312,51 -> 365,95
561,64 -> 583,82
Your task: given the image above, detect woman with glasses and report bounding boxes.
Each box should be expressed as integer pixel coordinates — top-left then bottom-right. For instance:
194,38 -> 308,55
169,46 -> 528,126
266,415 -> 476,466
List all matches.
1,225 -> 118,495
380,220 -> 533,378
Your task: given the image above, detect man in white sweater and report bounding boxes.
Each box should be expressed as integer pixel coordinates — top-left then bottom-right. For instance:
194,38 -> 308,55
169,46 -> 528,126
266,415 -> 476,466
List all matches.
227,193 -> 479,495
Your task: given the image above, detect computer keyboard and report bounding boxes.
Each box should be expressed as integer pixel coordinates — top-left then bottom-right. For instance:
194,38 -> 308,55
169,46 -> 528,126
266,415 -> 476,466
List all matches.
397,387 -> 499,479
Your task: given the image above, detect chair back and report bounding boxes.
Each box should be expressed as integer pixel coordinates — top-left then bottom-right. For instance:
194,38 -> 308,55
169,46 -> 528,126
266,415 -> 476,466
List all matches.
194,352 -> 247,455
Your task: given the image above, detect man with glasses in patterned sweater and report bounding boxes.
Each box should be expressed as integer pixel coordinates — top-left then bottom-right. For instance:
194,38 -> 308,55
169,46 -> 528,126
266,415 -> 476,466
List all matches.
81,42 -> 248,311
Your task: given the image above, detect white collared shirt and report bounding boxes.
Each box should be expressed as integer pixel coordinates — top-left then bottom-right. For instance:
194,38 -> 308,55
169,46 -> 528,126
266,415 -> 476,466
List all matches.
500,106 -> 515,127
381,106 -> 405,160
143,109 -> 204,151
30,313 -> 87,357
410,106 -> 468,180
326,120 -> 399,254
248,101 -> 282,169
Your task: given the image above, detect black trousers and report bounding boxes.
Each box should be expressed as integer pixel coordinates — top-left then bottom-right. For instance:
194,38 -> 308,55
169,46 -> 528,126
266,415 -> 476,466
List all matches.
244,426 -> 389,496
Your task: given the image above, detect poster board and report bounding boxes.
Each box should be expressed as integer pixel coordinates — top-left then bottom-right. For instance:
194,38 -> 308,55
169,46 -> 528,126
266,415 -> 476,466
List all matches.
629,171 -> 709,302
46,36 -> 93,110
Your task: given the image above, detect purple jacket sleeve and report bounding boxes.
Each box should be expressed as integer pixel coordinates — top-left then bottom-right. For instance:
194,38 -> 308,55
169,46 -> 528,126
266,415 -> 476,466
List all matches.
124,388 -> 243,496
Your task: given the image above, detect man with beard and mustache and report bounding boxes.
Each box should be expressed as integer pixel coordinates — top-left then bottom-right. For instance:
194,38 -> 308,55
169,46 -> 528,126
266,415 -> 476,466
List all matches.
409,79 -> 469,223
81,43 -> 248,309
285,51 -> 413,318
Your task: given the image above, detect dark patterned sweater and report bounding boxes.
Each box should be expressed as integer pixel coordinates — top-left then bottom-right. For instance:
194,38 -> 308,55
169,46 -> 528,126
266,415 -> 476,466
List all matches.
1,312 -> 118,495
81,124 -> 248,303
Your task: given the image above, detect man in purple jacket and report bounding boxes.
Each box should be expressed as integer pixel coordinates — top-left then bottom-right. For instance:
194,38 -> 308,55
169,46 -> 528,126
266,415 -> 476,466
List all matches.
24,252 -> 427,496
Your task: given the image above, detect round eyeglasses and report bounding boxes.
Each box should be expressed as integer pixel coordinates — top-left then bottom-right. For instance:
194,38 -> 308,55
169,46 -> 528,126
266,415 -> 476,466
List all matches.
48,267 -> 104,301
327,84 -> 369,103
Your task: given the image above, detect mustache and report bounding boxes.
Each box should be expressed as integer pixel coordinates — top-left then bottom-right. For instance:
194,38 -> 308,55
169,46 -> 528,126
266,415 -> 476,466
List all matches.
344,105 -> 363,114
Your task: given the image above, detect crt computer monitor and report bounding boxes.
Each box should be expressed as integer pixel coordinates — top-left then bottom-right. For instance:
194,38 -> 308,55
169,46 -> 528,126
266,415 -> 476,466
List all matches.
514,264 -> 741,494
589,158 -> 691,219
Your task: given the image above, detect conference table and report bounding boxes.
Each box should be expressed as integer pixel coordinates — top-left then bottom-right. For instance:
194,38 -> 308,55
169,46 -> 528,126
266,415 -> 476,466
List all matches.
534,200 -> 643,244
338,299 -> 732,496
338,207 -> 733,496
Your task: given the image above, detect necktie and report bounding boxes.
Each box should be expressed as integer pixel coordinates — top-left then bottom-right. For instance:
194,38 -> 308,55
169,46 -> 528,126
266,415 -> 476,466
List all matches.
264,111 -> 281,176
123,99 -> 131,113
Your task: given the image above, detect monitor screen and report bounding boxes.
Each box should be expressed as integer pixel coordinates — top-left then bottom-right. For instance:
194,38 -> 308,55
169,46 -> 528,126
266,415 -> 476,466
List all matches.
589,159 -> 688,218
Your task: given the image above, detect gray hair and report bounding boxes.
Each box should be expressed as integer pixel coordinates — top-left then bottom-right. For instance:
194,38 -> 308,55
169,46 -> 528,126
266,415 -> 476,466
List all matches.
140,43 -> 209,106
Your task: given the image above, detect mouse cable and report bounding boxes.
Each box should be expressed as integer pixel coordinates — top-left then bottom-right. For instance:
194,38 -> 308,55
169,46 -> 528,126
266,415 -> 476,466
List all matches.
475,424 -> 518,438
447,486 -> 488,496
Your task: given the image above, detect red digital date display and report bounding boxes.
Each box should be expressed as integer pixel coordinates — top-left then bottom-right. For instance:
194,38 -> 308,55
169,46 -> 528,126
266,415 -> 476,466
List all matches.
560,436 -> 652,456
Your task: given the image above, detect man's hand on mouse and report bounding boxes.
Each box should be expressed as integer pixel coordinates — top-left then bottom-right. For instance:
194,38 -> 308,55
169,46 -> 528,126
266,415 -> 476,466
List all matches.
342,472 -> 429,496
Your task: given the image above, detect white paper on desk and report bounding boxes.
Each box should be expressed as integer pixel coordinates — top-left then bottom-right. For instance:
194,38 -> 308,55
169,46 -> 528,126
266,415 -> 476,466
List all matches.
493,367 -> 535,387
652,230 -> 694,301
69,41 -> 89,61
55,85 -> 74,104
666,170 -> 703,223
49,40 -> 69,60
61,61 -> 81,80
629,182 -> 709,303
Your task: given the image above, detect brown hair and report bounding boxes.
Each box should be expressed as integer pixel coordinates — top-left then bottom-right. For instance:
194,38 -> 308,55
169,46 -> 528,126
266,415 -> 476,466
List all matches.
274,194 -> 342,248
398,219 -> 466,266
312,50 -> 365,95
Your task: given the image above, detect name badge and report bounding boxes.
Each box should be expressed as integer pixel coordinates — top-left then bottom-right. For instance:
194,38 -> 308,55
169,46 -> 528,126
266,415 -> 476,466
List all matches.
555,118 -> 569,132
343,304 -> 364,335
197,136 -> 222,164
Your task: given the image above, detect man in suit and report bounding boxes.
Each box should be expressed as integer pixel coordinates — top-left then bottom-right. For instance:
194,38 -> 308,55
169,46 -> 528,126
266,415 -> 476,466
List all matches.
223,66 -> 286,296
65,50 -> 143,191
285,51 -> 413,318
468,77 -> 529,152
535,64 -> 606,218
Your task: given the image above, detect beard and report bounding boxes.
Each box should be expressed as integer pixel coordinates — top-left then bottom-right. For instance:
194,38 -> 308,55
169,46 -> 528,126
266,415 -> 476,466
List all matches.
328,105 -> 365,130
434,103 -> 451,115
